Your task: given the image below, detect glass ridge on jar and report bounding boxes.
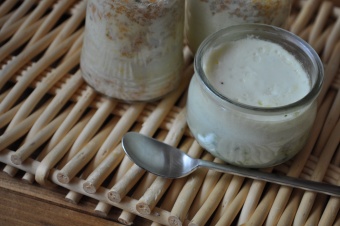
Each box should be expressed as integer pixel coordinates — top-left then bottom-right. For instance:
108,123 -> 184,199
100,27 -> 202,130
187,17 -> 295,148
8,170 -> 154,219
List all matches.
186,24 -> 324,168
81,0 -> 185,102
185,0 -> 292,53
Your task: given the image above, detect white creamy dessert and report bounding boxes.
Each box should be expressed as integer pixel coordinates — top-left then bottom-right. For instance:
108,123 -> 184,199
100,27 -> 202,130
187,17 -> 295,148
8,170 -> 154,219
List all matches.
185,0 -> 292,53
81,0 -> 184,101
205,38 -> 310,107
187,36 -> 319,167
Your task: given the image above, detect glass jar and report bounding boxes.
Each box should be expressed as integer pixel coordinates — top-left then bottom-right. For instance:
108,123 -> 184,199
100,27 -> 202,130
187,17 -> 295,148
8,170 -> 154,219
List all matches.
185,0 -> 292,53
186,24 -> 323,168
80,0 -> 185,102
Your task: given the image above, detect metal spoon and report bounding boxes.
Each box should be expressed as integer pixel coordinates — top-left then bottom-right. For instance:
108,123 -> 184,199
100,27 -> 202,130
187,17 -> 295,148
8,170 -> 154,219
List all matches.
122,132 -> 340,197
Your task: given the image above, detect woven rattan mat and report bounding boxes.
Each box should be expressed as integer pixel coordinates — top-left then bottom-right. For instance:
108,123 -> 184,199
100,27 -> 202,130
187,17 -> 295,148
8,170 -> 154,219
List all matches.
0,0 -> 339,225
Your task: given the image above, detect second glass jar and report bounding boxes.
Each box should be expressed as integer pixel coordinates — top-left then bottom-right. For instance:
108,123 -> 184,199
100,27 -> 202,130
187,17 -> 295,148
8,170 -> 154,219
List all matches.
185,0 -> 292,53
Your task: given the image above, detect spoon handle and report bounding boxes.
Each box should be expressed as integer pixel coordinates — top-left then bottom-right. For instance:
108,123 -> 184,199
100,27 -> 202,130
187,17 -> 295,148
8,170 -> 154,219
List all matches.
198,159 -> 340,197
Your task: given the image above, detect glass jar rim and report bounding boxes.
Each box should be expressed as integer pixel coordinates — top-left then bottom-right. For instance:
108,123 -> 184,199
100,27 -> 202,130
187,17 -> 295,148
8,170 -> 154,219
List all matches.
194,23 -> 324,113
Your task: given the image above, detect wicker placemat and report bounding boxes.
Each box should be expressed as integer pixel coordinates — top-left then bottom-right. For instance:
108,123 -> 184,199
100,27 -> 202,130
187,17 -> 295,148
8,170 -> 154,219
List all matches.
0,0 -> 339,225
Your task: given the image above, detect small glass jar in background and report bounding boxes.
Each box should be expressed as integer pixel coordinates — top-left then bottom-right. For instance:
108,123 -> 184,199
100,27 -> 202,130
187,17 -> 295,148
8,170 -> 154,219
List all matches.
186,24 -> 323,168
185,0 -> 292,53
80,0 -> 185,102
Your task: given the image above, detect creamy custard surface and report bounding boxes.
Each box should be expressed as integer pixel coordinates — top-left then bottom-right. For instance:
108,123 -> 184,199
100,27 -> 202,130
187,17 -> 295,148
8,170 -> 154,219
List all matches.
204,38 -> 311,107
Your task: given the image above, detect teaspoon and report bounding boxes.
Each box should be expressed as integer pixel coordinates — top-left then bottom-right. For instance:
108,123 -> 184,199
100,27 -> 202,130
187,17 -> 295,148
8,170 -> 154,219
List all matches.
122,132 -> 340,197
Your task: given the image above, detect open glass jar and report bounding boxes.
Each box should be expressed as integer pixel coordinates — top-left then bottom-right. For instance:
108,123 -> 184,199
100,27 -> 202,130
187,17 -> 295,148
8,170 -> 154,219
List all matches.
186,24 -> 323,168
81,0 -> 184,102
185,0 -> 292,53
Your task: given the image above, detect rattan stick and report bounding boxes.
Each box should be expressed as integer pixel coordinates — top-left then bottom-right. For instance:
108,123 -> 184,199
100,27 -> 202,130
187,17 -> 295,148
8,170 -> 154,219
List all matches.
0,102 -> 47,152
238,168 -> 273,225
12,0 -> 53,37
290,0 -> 322,34
0,0 -> 19,18
187,174 -> 232,226
148,138 -> 194,226
35,112 -> 93,186
58,98 -> 117,168
210,175 -> 245,225
298,24 -> 312,40
333,214 -> 340,226
27,0 -> 78,46
23,98 -> 82,184
94,136 -> 142,214
322,16 -> 340,62
83,122 -> 145,194
118,131 -> 174,225
332,145 -> 340,165
94,158 -> 131,215
304,194 -> 328,226
119,183 -> 160,225
0,11 -> 13,28
168,154 -> 211,223
82,103 -> 146,181
313,23 -> 335,54
56,119 -> 115,184
0,148 -> 173,226
7,48 -> 81,130
109,108 -> 187,204
53,171 -> 174,226
319,41 -> 340,103
46,0 -> 86,55
319,189 -> 340,225
242,184 -> 280,226
33,93 -> 96,182
1,0 -> 37,30
96,65 -> 193,214
276,189 -> 303,226
314,89 -> 340,157
187,157 -> 224,220
265,91 -> 335,226
27,70 -> 83,137
10,106 -> 70,165
108,131 -> 175,202
215,180 -> 252,226
0,18 -> 44,63
308,1 -> 334,45
167,149 -> 210,226
0,15 -> 31,43
293,119 -> 340,225
285,11 -> 296,30
107,163 -> 145,203
136,177 -> 173,215
0,100 -> 22,129
0,24 -> 62,91
0,27 -> 79,113
83,144 -> 125,194
2,164 -> 17,177
62,32 -> 83,61
108,70 -> 191,202
308,117 -> 340,168
47,86 -> 96,153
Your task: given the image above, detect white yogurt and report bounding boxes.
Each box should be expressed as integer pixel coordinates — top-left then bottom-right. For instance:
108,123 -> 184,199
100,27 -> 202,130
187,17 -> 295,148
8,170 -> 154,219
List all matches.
81,0 -> 184,101
204,38 -> 310,107
186,26 -> 323,168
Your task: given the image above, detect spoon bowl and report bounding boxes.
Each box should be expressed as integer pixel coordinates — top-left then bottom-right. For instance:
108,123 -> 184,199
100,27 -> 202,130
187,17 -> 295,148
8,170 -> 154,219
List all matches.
122,132 -> 340,197
122,132 -> 199,178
